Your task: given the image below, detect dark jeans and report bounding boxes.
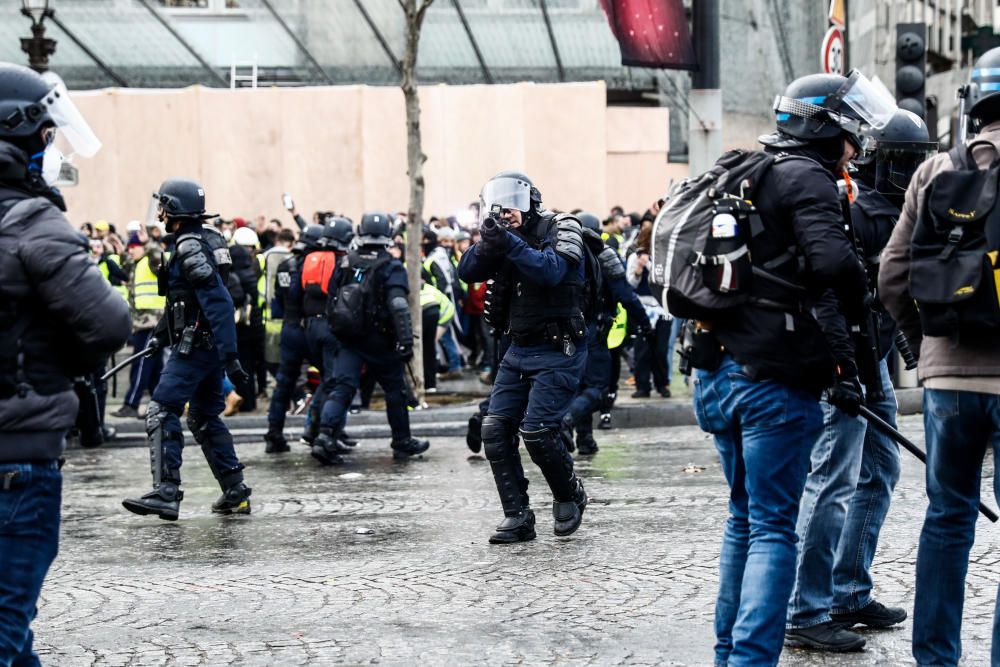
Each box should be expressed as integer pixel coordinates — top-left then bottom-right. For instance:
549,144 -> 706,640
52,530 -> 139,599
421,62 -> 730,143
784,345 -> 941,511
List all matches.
694,354 -> 821,666
267,323 -> 307,429
422,307 -> 439,391
124,328 -> 164,409
633,319 -> 669,392
0,461 -> 61,667
913,388 -> 1000,667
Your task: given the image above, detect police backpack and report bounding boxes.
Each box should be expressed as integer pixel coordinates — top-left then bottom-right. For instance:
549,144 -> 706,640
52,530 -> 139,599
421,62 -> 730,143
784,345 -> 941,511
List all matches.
326,253 -> 392,339
909,141 -> 1000,342
301,250 -> 338,298
651,150 -> 786,321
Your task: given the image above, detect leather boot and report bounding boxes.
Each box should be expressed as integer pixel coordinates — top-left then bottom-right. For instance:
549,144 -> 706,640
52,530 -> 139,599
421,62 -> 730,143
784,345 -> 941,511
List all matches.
311,429 -> 347,466
123,482 -> 183,521
576,431 -> 599,456
391,437 -> 430,460
264,425 -> 290,454
212,482 -> 252,515
552,478 -> 588,537
483,416 -> 535,544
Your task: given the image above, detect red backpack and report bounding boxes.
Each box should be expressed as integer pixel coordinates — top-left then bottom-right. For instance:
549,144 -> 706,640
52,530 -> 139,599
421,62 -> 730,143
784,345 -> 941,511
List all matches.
301,250 -> 338,298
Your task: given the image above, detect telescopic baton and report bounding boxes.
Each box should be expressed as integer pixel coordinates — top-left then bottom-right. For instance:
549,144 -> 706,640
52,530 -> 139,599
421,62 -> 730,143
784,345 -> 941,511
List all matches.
858,405 -> 999,523
100,346 -> 154,382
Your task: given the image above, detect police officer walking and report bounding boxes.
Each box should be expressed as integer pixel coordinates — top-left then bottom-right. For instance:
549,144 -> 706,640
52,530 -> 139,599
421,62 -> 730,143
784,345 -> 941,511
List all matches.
457,172 -> 589,544
314,213 -> 429,465
123,179 -> 252,521
560,212 -> 647,456
263,224 -> 323,453
0,62 -> 130,665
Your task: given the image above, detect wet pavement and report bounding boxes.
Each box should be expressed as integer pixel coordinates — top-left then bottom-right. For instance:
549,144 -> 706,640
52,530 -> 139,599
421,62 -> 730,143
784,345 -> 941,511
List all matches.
37,415 -> 999,666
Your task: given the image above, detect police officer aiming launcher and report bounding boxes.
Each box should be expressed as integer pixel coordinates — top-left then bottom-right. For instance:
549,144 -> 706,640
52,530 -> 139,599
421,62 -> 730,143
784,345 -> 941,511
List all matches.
122,179 -> 252,521
457,171 -> 590,544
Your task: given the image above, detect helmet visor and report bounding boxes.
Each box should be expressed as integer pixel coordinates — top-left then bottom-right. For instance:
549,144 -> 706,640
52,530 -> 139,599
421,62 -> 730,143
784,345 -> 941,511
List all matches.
839,71 -> 898,131
37,84 -> 101,158
479,176 -> 531,223
874,143 -> 937,193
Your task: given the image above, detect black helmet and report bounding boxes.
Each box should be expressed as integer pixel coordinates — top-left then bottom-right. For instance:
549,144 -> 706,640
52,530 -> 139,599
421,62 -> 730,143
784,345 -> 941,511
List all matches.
855,108 -> 936,197
577,211 -> 600,232
155,178 -> 213,220
761,70 -> 898,152
358,212 -> 393,246
0,63 -> 54,145
0,63 -> 101,157
322,216 -> 355,252
963,47 -> 1000,132
294,224 -> 325,254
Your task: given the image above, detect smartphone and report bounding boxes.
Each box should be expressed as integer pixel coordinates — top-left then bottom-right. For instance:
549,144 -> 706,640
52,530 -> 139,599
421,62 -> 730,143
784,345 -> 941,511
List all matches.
282,193 -> 294,211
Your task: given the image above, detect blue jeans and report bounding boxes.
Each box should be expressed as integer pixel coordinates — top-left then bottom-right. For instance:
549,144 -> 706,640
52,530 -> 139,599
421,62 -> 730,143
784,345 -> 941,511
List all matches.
788,359 -> 899,627
0,461 -> 61,667
694,354 -> 822,667
439,327 -> 462,372
832,360 -> 901,615
913,389 -> 1000,667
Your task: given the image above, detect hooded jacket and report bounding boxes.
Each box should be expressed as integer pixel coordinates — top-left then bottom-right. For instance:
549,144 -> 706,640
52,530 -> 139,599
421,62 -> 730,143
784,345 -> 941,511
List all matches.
0,141 -> 131,462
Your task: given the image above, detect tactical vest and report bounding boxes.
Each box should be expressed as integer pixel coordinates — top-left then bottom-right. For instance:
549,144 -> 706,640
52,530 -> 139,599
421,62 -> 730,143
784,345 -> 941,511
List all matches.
505,219 -> 585,339
162,225 -> 229,341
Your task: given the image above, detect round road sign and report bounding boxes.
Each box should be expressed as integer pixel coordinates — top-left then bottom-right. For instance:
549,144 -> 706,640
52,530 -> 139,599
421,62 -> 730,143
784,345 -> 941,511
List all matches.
822,26 -> 845,75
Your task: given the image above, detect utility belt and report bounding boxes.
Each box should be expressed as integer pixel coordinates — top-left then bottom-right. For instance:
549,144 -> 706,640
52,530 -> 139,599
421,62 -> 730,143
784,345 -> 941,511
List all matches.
167,300 -> 213,356
510,317 -> 586,356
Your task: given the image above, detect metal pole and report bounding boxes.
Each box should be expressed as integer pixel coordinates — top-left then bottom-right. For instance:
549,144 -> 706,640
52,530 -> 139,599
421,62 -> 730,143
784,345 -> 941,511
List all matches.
688,0 -> 722,177
352,0 -> 403,78
48,15 -> 128,87
136,0 -> 228,87
538,0 -> 565,82
452,0 -> 493,84
259,0 -> 334,85
843,0 -> 850,72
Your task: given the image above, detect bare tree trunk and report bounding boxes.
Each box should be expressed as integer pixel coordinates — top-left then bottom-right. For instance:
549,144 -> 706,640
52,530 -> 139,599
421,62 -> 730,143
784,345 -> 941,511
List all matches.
399,0 -> 434,402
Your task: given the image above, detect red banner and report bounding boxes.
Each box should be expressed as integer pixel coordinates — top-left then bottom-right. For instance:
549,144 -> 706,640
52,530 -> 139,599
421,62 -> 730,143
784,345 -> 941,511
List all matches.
600,0 -> 696,70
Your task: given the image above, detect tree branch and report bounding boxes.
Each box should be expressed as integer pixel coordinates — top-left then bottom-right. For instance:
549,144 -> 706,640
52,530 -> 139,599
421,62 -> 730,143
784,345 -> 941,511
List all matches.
416,0 -> 434,25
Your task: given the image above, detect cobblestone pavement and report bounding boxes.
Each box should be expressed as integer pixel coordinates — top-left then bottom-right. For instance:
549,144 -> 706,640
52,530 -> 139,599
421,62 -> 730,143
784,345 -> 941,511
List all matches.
36,415 -> 998,666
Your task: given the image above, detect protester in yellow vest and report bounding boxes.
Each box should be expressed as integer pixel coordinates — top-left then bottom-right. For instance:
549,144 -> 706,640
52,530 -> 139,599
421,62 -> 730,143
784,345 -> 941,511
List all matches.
111,233 -> 166,419
420,279 -> 454,393
89,237 -> 129,302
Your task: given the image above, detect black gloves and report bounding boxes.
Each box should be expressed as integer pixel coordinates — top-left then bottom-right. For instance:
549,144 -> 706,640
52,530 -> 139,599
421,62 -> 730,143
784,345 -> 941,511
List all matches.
396,342 -> 413,362
479,216 -> 508,255
828,362 -> 863,417
226,358 -> 250,386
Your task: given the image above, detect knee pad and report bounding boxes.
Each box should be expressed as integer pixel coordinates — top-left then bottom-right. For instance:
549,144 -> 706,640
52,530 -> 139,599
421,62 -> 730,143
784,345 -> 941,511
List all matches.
482,415 -> 514,461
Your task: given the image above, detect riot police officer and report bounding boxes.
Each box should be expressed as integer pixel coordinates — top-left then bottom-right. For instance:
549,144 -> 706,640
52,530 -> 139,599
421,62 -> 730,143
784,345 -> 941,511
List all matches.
123,179 -> 252,521
786,109 -> 936,650
457,172 -> 589,544
313,212 -> 429,465
560,212 -> 648,456
0,62 -> 130,665
263,224 -> 323,453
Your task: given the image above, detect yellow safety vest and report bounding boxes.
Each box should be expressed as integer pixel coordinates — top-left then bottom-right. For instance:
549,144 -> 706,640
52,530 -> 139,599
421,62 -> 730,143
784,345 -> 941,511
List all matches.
420,283 -> 454,326
99,254 -> 129,302
132,255 -> 165,311
607,303 -> 627,349
451,255 -> 467,293
256,254 -> 267,315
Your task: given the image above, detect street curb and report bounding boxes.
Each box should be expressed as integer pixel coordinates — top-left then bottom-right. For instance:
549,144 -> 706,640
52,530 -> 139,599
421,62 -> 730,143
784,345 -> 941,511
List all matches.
95,388 -> 926,449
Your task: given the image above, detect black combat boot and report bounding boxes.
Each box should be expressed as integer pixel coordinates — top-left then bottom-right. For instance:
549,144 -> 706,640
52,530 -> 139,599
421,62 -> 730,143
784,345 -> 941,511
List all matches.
598,413 -> 612,430
311,429 -> 348,465
339,430 -> 359,448
576,431 -> 599,456
264,424 -> 290,454
483,416 -> 536,544
553,478 -> 588,537
122,482 -> 184,521
212,482 -> 252,515
391,437 -> 430,460
489,509 -> 536,544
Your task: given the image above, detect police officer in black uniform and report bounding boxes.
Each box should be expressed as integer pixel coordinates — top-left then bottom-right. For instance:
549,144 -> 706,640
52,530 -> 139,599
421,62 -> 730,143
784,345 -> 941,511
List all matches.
0,62 -> 131,664
263,224 -> 323,453
457,171 -> 589,544
312,212 -> 429,465
560,212 -> 648,456
123,179 -> 252,521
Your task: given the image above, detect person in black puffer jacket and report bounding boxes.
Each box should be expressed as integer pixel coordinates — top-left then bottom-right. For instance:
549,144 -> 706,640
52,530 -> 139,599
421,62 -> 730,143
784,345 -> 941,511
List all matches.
0,62 -> 130,666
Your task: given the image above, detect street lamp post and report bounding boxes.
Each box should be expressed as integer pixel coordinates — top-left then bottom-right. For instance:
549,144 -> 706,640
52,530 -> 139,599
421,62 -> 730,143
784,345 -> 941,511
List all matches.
20,0 -> 57,74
